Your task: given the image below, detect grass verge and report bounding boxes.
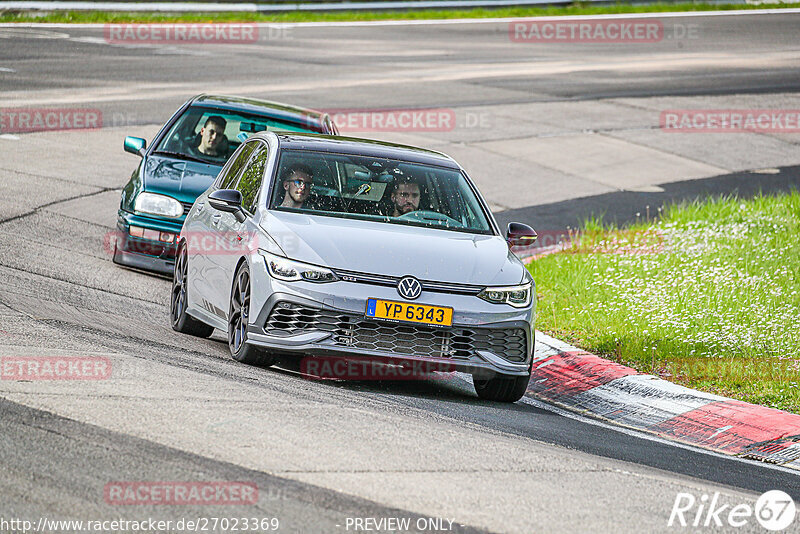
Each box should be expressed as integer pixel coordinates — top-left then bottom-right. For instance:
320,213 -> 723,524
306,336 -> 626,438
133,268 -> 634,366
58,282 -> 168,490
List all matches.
527,192 -> 800,413
1,2 -> 800,24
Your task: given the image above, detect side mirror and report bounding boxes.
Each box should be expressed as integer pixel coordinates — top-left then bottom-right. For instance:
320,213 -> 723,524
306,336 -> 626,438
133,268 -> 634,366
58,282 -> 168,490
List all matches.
124,136 -> 146,157
208,189 -> 247,223
506,222 -> 537,248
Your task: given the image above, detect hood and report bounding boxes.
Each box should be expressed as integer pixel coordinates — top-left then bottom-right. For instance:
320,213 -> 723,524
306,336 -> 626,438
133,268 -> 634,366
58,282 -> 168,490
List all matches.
142,154 -> 222,204
261,211 -> 526,286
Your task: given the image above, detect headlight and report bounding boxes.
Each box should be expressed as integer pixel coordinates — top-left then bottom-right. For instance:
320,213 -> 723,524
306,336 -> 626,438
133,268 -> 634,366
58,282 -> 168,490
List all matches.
259,251 -> 338,283
134,192 -> 183,218
478,282 -> 532,308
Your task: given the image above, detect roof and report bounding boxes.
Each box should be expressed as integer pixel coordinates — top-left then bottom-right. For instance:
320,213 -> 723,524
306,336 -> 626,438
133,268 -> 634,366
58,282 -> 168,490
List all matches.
190,94 -> 326,127
268,132 -> 460,169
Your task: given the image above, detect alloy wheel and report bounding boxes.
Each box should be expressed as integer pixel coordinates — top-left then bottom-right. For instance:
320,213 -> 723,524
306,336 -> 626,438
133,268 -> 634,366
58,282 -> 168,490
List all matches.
228,268 -> 250,354
170,248 -> 187,327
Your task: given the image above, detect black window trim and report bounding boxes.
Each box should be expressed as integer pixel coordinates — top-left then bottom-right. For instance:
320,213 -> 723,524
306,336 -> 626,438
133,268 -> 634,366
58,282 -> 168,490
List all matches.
232,139 -> 270,216
214,138 -> 260,190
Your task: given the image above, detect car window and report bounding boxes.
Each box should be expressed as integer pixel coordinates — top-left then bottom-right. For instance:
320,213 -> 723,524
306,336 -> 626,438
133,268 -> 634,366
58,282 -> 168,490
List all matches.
218,141 -> 256,189
270,150 -> 492,234
154,105 -> 324,166
234,143 -> 269,214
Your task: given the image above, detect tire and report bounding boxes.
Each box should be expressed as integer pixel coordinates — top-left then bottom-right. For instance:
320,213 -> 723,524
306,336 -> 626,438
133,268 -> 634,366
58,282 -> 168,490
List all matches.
228,262 -> 275,367
170,243 -> 214,338
473,369 -> 531,403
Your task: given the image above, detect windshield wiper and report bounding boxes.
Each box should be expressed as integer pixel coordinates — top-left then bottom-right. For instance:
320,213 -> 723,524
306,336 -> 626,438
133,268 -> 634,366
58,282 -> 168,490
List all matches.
153,150 -> 216,165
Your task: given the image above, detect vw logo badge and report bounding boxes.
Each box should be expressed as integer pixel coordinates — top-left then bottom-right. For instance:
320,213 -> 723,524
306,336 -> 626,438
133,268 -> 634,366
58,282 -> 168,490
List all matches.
397,276 -> 422,300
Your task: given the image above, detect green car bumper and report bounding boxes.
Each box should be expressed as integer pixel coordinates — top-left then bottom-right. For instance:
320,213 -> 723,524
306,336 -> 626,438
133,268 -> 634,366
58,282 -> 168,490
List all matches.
112,210 -> 184,276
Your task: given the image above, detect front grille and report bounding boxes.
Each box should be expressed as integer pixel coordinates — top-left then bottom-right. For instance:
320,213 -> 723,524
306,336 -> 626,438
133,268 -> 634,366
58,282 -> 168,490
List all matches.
331,269 -> 483,296
181,202 -> 192,216
264,303 -> 527,362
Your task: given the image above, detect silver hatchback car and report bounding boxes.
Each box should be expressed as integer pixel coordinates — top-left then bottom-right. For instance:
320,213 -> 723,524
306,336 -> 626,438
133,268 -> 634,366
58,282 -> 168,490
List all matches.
171,132 -> 538,402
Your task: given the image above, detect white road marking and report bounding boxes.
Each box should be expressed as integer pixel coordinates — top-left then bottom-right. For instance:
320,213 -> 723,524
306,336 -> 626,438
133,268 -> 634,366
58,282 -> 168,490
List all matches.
0,67 -> 16,72
0,28 -> 70,38
708,425 -> 734,441
2,50 -> 798,107
626,185 -> 666,193
0,1 -> 259,12
66,36 -> 109,45
263,8 -> 800,28
0,8 -> 799,29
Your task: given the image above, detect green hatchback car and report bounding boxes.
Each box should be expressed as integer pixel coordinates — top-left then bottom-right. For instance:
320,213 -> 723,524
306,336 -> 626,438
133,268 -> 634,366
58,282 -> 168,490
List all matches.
114,94 -> 337,275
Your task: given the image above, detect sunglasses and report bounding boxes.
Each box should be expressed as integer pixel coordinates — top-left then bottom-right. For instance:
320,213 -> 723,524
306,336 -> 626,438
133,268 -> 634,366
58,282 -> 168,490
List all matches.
287,179 -> 313,187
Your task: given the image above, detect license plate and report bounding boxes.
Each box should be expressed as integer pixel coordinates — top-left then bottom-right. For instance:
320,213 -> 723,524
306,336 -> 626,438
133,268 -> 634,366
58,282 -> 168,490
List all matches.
365,298 -> 453,327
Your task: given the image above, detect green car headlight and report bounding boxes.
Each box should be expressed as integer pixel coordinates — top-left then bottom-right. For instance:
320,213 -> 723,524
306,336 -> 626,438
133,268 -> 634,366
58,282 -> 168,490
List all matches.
259,251 -> 338,283
478,282 -> 532,308
134,192 -> 183,218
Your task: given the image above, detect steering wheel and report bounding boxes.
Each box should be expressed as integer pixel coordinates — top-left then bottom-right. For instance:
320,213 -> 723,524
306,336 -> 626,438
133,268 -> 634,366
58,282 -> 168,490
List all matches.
397,210 -> 464,228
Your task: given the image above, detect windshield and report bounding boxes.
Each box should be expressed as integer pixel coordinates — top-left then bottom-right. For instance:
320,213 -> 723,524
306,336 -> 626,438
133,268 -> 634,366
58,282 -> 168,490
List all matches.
154,106 -> 324,165
270,150 -> 493,234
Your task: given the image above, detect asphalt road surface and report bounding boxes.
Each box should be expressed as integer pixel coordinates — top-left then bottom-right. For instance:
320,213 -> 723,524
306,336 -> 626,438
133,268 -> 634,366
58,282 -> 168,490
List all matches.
1,11 -> 799,533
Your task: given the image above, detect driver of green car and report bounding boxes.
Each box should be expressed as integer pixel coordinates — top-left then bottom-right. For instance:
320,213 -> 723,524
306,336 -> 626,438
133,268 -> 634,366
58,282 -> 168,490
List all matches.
190,115 -> 228,160
390,177 -> 421,217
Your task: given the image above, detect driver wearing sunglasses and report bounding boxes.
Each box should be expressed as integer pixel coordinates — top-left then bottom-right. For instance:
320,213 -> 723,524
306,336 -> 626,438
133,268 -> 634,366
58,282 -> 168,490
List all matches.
280,164 -> 315,209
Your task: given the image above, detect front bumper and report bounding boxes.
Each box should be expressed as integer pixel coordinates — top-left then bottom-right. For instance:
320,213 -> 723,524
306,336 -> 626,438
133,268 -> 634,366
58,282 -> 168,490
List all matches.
245,271 -> 535,378
113,210 -> 183,275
